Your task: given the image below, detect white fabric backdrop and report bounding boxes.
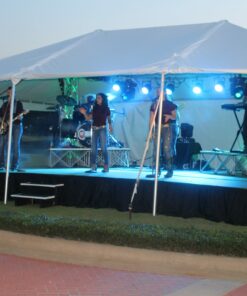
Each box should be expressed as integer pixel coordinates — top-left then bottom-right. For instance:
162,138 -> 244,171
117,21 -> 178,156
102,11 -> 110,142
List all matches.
111,98 -> 244,165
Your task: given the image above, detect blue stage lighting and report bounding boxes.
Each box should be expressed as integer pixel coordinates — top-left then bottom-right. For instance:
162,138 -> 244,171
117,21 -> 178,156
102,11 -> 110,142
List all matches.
141,86 -> 149,95
192,85 -> 202,95
112,83 -> 121,92
214,83 -> 224,93
141,82 -> 151,95
234,86 -> 244,99
165,89 -> 172,95
165,83 -> 175,95
122,79 -> 137,100
230,75 -> 245,99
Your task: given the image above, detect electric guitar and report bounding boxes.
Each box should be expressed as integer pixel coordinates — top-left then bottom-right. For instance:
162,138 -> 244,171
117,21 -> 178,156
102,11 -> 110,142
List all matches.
0,110 -> 29,135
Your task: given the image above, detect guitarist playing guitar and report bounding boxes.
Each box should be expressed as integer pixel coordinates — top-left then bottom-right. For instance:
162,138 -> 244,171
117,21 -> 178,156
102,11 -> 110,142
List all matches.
0,86 -> 26,171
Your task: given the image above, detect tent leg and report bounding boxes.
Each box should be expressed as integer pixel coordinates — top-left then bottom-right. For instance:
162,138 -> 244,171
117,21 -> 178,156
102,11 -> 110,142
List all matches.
152,73 -> 165,216
4,81 -> 19,205
129,73 -> 166,217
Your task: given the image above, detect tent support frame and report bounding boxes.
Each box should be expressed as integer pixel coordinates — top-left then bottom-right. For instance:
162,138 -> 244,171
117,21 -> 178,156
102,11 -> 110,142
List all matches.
4,80 -> 20,204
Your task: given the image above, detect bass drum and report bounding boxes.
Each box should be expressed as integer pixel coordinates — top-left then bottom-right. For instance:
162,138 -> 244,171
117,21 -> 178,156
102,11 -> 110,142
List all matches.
76,121 -> 92,147
61,119 -> 77,138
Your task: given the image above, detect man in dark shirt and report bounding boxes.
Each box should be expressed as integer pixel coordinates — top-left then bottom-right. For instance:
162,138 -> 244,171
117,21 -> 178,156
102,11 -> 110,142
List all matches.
149,88 -> 179,178
0,86 -> 24,170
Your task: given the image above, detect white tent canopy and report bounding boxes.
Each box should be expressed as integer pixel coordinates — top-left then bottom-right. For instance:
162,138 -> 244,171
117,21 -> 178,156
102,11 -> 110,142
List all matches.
1,20 -> 247,82
1,20 -> 247,211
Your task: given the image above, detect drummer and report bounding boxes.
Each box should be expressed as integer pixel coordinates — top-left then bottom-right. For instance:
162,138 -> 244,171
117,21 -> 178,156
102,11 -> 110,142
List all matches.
82,95 -> 95,115
73,95 -> 95,123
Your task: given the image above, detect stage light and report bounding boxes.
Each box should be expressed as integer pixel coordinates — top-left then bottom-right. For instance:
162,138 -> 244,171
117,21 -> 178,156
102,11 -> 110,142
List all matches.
214,77 -> 225,93
141,86 -> 149,95
141,82 -> 151,95
165,83 -> 175,95
214,83 -> 224,92
230,75 -> 245,99
166,88 -> 172,95
122,79 -> 137,100
112,83 -> 121,92
112,78 -> 137,101
233,86 -> 244,99
192,85 -> 202,95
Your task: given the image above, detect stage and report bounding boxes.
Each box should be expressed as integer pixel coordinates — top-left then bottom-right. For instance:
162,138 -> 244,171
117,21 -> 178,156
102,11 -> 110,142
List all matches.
0,167 -> 247,226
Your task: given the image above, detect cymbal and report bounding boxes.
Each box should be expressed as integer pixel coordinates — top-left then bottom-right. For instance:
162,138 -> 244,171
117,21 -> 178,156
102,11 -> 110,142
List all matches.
56,95 -> 77,106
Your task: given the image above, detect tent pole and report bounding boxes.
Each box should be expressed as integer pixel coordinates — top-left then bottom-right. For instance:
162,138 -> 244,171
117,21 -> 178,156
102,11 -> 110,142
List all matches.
152,73 -> 165,216
4,81 -> 17,205
128,74 -> 163,218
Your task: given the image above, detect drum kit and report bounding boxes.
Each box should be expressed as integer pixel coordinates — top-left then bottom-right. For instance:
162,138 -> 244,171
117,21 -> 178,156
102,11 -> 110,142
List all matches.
50,95 -> 123,148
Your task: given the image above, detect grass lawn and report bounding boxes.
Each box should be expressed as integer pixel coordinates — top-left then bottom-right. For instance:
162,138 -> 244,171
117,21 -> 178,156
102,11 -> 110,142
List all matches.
0,201 -> 246,257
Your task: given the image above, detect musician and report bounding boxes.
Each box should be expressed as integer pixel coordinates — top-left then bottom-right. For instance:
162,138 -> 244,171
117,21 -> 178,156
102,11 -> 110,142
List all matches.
84,95 -> 95,113
0,86 -> 24,170
80,93 -> 112,173
149,88 -> 179,178
73,95 -> 95,123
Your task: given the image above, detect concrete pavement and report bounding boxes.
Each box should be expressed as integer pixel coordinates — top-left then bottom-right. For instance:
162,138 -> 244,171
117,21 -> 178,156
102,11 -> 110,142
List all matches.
0,230 -> 246,296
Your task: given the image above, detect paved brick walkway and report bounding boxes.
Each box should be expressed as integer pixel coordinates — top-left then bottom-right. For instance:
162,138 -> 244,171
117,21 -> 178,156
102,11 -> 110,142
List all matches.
0,254 -> 246,296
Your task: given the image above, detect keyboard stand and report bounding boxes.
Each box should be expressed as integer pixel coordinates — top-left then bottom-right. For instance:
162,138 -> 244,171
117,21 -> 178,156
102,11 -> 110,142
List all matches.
230,110 -> 245,153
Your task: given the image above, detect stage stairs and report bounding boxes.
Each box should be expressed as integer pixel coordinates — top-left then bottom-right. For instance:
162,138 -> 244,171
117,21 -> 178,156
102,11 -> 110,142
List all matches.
11,182 -> 64,207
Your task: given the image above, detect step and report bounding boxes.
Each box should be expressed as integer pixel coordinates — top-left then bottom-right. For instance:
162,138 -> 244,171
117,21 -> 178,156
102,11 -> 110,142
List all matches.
11,193 -> 55,200
20,183 -> 64,188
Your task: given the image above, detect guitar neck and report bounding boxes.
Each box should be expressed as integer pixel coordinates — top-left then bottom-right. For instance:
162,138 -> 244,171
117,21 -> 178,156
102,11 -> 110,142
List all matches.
12,111 -> 29,122
5,111 -> 29,126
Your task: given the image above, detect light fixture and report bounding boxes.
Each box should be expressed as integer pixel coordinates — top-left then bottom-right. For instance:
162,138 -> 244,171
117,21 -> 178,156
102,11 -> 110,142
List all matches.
112,81 -> 121,92
230,75 -> 245,99
192,84 -> 202,95
233,86 -> 244,99
165,83 -> 175,95
122,79 -> 137,100
214,83 -> 224,92
111,78 -> 137,101
141,82 -> 151,95
214,79 -> 224,93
